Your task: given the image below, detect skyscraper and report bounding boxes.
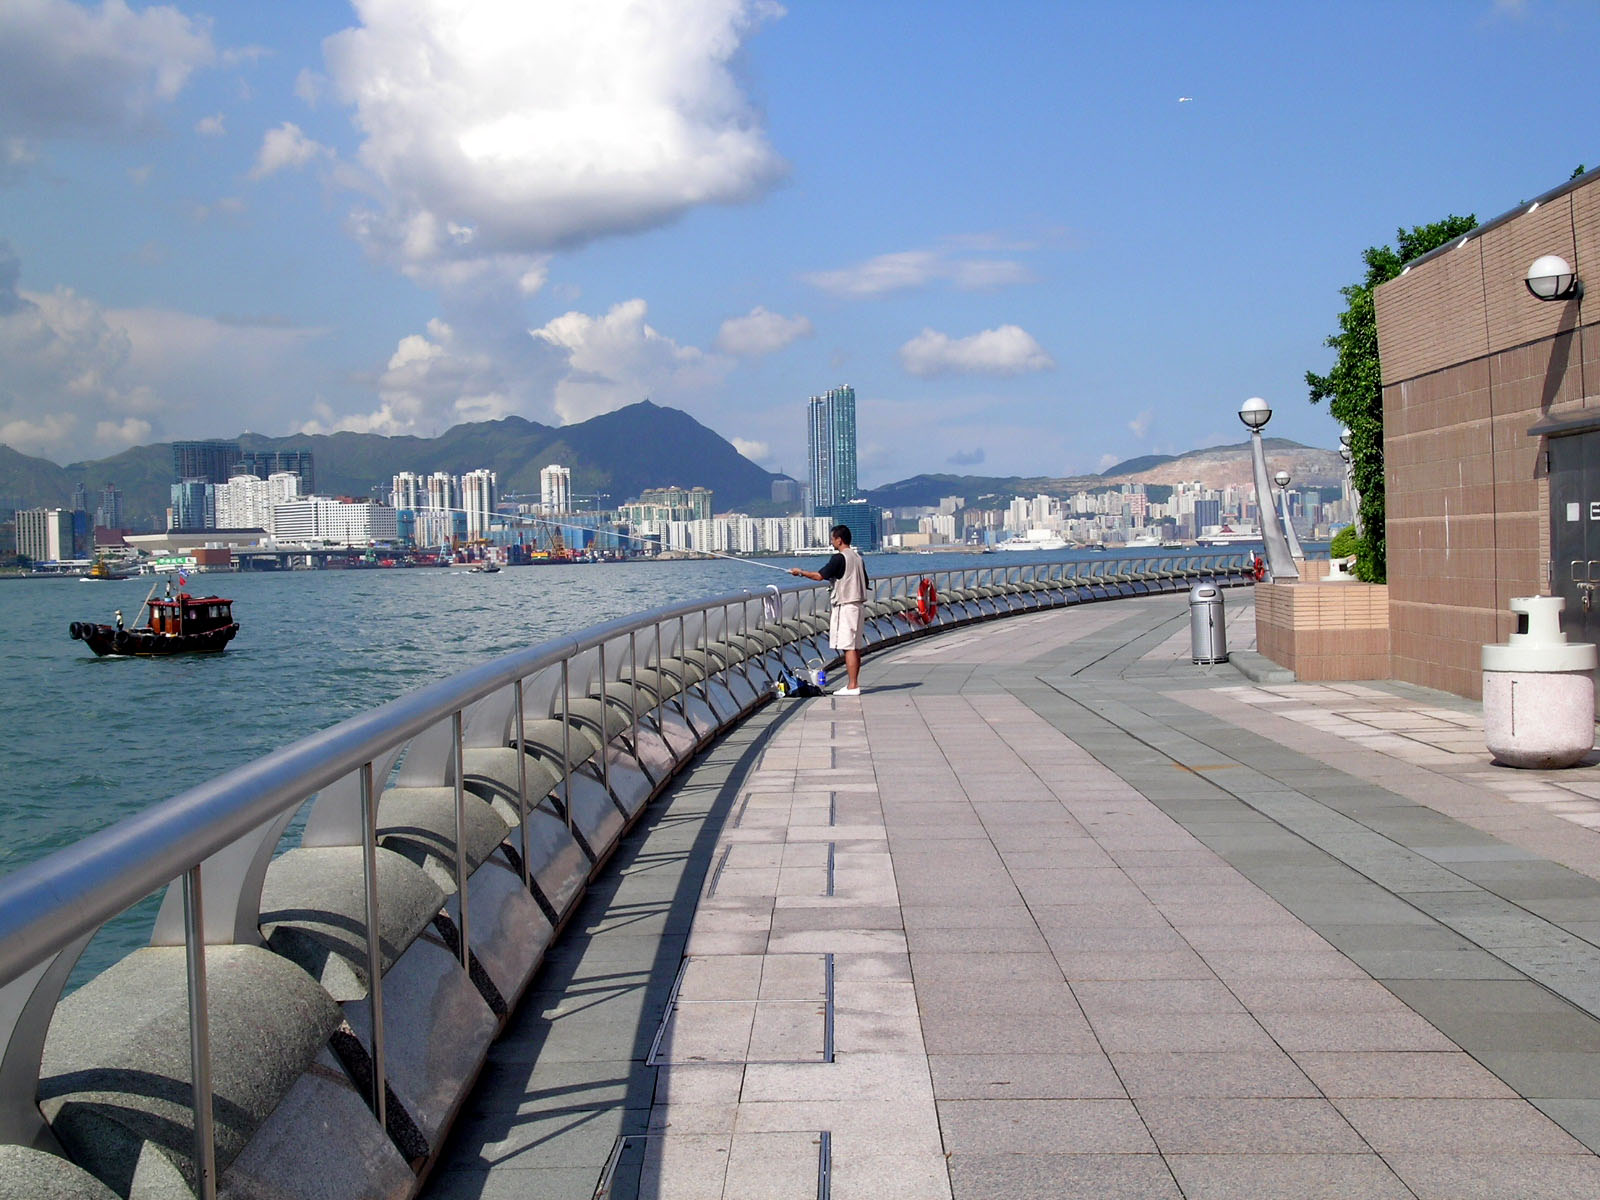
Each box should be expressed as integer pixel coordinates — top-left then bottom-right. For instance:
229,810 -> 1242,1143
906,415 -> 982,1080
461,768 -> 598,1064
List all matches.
461,469 -> 497,539
171,439 -> 241,484
807,385 -> 857,513
540,464 -> 571,514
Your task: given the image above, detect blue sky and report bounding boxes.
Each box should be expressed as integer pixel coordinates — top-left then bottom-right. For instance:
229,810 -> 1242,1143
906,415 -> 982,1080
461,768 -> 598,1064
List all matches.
2,0 -> 1597,487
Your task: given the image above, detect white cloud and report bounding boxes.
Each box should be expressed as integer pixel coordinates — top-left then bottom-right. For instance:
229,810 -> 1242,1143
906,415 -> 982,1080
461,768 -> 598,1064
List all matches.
249,122 -> 331,179
531,298 -> 730,423
294,68 -> 324,107
731,437 -> 770,462
715,306 -> 812,356
195,112 -> 225,136
1129,409 -> 1155,439
898,326 -> 1054,378
1097,453 -> 1119,471
0,240 -> 327,460
0,0 -> 215,155
323,0 -> 786,280
805,248 -> 1032,297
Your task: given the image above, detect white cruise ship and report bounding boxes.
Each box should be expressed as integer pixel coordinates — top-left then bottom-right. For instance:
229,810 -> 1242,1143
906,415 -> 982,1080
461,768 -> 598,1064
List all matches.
996,529 -> 1070,552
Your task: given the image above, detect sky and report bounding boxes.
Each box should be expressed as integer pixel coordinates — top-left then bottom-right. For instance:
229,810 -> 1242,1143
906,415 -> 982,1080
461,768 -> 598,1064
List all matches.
2,0 -> 1598,488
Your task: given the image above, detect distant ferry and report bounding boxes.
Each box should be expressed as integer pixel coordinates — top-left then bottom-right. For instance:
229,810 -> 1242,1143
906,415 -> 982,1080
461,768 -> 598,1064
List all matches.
996,529 -> 1071,552
1198,525 -> 1264,546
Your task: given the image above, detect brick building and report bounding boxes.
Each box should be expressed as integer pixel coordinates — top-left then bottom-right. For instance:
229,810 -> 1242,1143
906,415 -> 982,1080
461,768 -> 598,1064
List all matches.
1374,170 -> 1600,698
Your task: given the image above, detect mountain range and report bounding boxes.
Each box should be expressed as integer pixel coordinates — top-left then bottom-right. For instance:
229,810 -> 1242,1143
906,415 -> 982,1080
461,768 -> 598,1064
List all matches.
0,404 -> 1340,531
0,401 -> 784,529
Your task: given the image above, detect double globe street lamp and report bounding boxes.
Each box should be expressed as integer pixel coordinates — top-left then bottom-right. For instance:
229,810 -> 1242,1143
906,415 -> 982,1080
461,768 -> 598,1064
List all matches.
1273,468 -> 1306,562
1238,397 -> 1299,581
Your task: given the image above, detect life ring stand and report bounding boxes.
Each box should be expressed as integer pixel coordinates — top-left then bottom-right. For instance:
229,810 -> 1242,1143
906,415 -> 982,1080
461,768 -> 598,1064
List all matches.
916,577 -> 939,624
1251,553 -> 1266,583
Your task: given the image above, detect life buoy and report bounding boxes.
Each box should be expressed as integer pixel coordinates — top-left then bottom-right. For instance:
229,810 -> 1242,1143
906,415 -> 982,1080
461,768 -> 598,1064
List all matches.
1251,553 -> 1266,582
916,577 -> 938,624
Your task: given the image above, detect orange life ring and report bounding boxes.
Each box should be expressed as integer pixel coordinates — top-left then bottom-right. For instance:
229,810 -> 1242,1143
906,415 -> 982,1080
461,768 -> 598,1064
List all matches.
1251,553 -> 1266,582
916,577 -> 938,623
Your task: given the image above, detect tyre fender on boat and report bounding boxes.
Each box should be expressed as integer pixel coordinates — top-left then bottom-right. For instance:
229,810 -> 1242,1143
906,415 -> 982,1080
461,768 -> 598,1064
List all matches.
68,622 -> 82,640
112,630 -> 131,653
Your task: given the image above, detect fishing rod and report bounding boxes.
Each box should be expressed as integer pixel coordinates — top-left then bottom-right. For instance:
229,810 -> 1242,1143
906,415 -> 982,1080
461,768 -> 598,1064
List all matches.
413,504 -> 799,574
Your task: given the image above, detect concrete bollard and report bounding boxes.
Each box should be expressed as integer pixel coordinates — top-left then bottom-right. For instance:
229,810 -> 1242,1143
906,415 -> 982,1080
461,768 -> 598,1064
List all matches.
1482,596 -> 1597,768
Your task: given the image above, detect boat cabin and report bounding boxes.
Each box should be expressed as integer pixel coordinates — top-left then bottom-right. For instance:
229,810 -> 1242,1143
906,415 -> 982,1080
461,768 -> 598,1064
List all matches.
147,594 -> 234,636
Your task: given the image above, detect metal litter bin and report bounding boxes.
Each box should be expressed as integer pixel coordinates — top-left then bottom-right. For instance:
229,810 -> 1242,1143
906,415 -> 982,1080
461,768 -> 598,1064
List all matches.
1189,583 -> 1227,664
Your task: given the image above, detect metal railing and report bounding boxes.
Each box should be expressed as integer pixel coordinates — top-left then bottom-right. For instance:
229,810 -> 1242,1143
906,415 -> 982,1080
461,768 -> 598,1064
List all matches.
0,551 -> 1247,1197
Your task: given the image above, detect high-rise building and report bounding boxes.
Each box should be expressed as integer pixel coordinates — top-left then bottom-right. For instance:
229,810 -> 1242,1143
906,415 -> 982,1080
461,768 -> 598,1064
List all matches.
171,439 -> 241,484
391,471 -> 424,512
16,508 -> 74,562
807,385 -> 857,513
169,480 -> 215,531
540,464 -> 571,514
461,469 -> 497,539
236,449 -> 314,495
425,472 -> 457,514
95,484 -> 123,530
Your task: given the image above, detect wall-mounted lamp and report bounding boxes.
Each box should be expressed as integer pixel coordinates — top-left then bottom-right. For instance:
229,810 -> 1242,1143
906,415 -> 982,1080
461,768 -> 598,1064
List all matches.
1526,254 -> 1582,302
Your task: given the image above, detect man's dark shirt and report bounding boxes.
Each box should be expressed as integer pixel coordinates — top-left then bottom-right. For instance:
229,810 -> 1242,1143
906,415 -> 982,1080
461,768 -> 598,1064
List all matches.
817,553 -> 869,585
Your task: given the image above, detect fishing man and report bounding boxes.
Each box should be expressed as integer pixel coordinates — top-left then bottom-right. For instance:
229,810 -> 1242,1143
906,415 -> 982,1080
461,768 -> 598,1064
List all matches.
790,524 -> 867,696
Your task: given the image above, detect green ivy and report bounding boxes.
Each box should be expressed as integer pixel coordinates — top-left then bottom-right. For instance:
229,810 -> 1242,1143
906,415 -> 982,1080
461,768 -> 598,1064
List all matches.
1307,215 -> 1478,582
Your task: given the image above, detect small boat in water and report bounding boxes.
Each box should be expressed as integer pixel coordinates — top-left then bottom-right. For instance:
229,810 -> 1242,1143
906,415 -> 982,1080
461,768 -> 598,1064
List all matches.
69,580 -> 239,657
80,556 -> 138,581
469,562 -> 501,574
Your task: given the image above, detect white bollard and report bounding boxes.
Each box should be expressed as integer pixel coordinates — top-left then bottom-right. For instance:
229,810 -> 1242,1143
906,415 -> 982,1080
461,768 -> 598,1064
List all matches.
1482,596 -> 1597,769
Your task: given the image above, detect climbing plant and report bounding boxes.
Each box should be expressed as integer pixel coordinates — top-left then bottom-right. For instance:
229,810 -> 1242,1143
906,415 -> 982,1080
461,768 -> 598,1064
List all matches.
1306,215 -> 1478,582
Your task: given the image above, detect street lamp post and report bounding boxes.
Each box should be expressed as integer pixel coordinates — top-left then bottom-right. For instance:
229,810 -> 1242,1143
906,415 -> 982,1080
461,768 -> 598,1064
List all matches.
1239,397 -> 1299,581
1339,427 -> 1361,536
1273,468 -> 1306,562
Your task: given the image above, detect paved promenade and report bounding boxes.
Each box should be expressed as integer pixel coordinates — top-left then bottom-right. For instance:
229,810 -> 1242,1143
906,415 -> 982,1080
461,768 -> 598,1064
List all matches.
429,590 -> 1600,1199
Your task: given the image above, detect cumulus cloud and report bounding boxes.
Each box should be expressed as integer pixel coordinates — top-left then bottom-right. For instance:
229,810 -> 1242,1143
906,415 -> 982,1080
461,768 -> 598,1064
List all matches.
322,0 -> 786,280
715,306 -> 812,356
0,240 -> 326,460
1097,453 -> 1120,472
898,325 -> 1054,378
0,0 -> 215,156
732,437 -> 770,462
195,112 -> 225,136
805,248 -> 1032,297
249,122 -> 331,179
1129,409 -> 1155,439
531,298 -> 730,423
947,447 -> 986,466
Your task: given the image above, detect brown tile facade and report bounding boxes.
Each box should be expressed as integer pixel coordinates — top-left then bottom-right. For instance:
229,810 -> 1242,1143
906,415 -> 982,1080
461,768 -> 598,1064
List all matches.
1255,580 -> 1391,681
1374,173 -> 1600,700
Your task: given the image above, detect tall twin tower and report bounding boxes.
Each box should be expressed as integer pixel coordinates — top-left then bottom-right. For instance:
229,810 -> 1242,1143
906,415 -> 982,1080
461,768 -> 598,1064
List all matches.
806,385 -> 857,512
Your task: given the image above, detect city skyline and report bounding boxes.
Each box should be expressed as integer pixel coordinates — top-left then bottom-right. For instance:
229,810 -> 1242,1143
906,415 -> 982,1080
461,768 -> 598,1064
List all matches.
2,3 -> 1596,485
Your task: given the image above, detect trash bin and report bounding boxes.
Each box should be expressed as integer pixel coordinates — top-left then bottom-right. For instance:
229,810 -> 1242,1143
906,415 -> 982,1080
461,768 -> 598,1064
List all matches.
1482,596 -> 1596,768
1190,583 -> 1227,664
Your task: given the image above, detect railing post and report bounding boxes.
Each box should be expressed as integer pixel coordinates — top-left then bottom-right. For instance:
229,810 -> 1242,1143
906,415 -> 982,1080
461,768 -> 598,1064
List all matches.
183,866 -> 217,1200
597,643 -> 611,799
452,711 -> 469,970
514,682 -> 530,892
358,761 -> 387,1131
561,659 -> 573,833
629,631 -> 640,754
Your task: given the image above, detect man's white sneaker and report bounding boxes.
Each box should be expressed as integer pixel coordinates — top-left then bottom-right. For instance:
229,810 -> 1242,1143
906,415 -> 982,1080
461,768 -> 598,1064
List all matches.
836,687 -> 861,697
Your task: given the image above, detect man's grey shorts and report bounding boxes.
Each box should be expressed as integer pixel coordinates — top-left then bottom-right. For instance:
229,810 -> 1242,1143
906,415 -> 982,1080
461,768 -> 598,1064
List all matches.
830,601 -> 864,651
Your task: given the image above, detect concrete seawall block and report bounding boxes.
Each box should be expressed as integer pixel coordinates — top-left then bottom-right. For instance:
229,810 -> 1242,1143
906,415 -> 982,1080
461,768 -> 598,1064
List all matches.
218,1045 -> 413,1200
260,846 -> 447,1002
40,946 -> 342,1198
341,935 -> 496,1151
563,776 -> 625,867
377,787 -> 510,895
0,1145 -> 120,1199
459,748 -> 588,921
442,859 -> 550,1012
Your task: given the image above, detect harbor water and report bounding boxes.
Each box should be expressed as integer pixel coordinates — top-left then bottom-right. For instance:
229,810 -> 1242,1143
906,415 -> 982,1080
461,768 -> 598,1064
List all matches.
0,546 -> 1267,980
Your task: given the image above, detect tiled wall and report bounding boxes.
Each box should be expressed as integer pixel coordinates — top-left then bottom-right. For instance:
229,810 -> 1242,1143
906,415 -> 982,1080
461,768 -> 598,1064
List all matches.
1373,173 -> 1600,700
1255,581 -> 1391,681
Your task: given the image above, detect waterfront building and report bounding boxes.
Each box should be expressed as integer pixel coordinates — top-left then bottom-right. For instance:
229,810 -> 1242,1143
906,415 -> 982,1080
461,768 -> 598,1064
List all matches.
390,472 -> 423,512
169,480 -> 216,531
425,472 -> 457,514
806,385 -> 858,513
619,486 -> 714,526
814,500 -> 881,552
236,449 -> 315,495
94,484 -> 123,531
171,439 -> 241,485
540,464 -> 571,514
771,478 -> 801,507
271,498 -> 398,546
216,472 -> 300,534
16,507 -> 73,563
461,469 -> 497,540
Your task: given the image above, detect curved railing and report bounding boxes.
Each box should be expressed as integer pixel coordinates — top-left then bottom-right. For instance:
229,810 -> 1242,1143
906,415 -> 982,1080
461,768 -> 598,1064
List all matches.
0,552 -> 1250,1199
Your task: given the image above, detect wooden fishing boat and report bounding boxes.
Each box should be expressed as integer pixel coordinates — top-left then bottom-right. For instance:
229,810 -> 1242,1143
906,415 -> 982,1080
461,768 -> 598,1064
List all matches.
70,584 -> 239,657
